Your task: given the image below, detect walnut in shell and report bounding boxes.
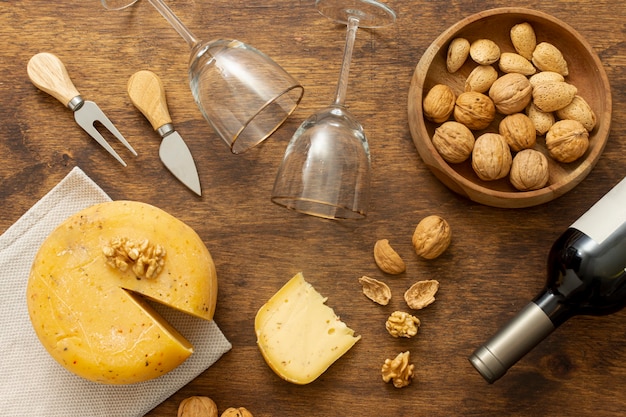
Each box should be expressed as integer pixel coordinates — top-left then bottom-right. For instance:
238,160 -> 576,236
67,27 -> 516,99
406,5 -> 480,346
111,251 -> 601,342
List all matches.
358,276 -> 392,306
471,133 -> 512,181
545,119 -> 589,163
432,121 -> 475,164
488,73 -> 532,115
510,149 -> 550,191
498,113 -> 536,152
453,91 -> 496,130
404,280 -> 440,310
423,84 -> 456,123
178,396 -> 218,417
412,215 -> 451,260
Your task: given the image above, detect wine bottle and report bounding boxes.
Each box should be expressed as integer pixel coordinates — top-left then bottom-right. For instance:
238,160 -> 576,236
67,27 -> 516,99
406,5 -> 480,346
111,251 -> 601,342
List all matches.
469,176 -> 626,383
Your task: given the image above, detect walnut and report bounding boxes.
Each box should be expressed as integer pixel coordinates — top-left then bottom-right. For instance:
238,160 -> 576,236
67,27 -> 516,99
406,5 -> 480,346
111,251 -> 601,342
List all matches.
423,84 -> 456,123
358,276 -> 392,305
103,237 -> 166,279
432,121 -> 475,164
453,91 -> 496,130
221,408 -> 253,417
178,396 -> 218,417
374,239 -> 406,275
545,119 -> 589,163
404,280 -> 440,310
498,113 -> 536,152
510,149 -> 550,191
471,133 -> 512,181
386,311 -> 420,338
488,73 -> 532,115
412,215 -> 451,259
382,351 -> 415,388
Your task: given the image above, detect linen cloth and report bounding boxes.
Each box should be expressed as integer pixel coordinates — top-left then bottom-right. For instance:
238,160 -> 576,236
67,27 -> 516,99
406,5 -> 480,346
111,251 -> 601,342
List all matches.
0,166 -> 231,417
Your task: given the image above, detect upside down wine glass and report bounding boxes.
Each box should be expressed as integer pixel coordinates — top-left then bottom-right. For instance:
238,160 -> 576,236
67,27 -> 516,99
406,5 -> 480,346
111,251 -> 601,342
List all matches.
102,0 -> 304,154
271,0 -> 396,219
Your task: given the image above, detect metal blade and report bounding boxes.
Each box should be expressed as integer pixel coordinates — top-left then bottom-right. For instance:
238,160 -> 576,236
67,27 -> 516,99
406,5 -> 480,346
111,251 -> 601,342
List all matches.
159,131 -> 202,196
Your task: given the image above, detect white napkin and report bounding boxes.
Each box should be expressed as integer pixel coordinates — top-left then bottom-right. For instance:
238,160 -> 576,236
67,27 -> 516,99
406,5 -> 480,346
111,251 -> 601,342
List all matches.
0,167 -> 232,417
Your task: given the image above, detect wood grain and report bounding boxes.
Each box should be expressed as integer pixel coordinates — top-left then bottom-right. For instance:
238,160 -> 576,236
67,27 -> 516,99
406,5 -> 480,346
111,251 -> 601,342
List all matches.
1,1 -> 625,416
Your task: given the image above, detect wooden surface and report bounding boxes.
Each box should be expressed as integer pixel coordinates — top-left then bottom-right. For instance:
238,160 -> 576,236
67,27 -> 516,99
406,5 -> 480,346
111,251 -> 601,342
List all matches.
1,1 -> 625,416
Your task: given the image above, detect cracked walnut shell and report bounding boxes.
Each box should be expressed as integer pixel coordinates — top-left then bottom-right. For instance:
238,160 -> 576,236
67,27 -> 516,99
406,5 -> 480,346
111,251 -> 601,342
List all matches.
386,311 -> 420,338
374,239 -> 406,274
412,215 -> 451,259
404,279 -> 440,310
358,276 -> 392,305
382,351 -> 415,388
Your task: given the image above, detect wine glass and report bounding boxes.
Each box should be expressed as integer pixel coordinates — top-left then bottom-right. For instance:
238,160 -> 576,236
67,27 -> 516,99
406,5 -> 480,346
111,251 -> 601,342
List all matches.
102,0 -> 304,154
271,0 -> 396,220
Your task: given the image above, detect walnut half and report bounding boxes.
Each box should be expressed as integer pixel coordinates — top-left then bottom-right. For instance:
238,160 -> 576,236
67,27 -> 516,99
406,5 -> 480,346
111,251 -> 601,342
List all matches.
382,351 -> 415,388
386,311 -> 420,338
103,237 -> 166,279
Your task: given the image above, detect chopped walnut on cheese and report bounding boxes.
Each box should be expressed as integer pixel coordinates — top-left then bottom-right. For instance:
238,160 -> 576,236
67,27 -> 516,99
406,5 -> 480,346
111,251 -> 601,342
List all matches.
103,237 -> 166,279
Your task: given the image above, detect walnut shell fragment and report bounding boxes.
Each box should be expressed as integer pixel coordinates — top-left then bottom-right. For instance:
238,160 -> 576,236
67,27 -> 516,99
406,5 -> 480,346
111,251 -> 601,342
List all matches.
358,276 -> 392,306
374,239 -> 406,274
404,279 -> 440,310
382,351 -> 415,388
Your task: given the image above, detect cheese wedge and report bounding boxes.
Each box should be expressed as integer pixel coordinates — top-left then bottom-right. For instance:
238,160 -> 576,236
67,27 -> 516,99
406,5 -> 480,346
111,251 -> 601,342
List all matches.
26,201 -> 217,384
255,272 -> 361,384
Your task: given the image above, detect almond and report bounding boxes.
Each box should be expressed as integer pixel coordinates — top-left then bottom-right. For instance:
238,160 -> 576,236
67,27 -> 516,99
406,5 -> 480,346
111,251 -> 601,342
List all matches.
532,81 -> 577,112
532,42 -> 569,76
556,95 -> 597,132
498,52 -> 536,75
469,39 -> 501,65
446,38 -> 470,73
510,22 -> 537,60
465,65 -> 499,93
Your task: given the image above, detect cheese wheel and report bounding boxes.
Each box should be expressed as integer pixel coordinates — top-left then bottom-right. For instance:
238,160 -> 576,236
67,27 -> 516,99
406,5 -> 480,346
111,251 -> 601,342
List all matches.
255,272 -> 361,384
26,201 -> 217,384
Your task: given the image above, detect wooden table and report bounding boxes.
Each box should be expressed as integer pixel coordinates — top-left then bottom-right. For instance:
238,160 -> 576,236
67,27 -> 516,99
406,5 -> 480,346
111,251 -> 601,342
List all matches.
2,1 -> 625,416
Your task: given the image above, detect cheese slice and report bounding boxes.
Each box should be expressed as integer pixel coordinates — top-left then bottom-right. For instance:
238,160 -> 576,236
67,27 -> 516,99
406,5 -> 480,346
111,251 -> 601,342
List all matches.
255,272 -> 361,384
26,201 -> 217,384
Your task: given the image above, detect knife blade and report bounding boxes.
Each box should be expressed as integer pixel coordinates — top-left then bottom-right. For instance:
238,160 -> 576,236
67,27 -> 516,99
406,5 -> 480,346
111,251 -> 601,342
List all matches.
127,70 -> 202,196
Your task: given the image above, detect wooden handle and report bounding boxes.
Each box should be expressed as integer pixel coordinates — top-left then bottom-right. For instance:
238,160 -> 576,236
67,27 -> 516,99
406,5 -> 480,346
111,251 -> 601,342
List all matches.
27,52 -> 81,107
127,70 -> 172,131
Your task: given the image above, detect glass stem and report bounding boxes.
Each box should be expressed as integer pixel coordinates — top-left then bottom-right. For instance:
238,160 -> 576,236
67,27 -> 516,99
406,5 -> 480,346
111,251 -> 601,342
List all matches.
332,16 -> 360,107
148,0 -> 199,48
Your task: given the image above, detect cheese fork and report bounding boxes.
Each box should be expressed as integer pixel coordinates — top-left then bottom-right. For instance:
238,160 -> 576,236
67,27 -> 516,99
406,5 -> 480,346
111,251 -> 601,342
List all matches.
27,52 -> 137,166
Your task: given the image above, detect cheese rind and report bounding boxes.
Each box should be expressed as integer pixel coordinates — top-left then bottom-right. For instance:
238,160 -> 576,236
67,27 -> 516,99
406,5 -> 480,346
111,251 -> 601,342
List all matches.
26,201 -> 217,384
255,272 -> 361,384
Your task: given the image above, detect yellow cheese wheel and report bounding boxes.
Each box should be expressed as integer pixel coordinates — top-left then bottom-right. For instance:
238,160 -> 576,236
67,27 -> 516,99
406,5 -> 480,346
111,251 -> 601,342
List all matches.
26,201 -> 217,384
255,272 -> 361,384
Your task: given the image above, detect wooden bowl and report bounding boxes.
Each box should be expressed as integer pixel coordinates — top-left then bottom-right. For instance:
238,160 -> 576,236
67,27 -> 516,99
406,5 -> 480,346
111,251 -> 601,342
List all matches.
408,7 -> 612,208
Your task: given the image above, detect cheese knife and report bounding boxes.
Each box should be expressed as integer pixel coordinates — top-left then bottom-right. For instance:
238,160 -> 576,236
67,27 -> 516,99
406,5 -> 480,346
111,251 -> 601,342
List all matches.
127,70 -> 202,196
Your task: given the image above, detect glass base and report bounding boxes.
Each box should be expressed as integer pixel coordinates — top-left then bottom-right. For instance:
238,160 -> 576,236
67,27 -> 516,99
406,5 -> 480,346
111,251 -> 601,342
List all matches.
315,0 -> 396,28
